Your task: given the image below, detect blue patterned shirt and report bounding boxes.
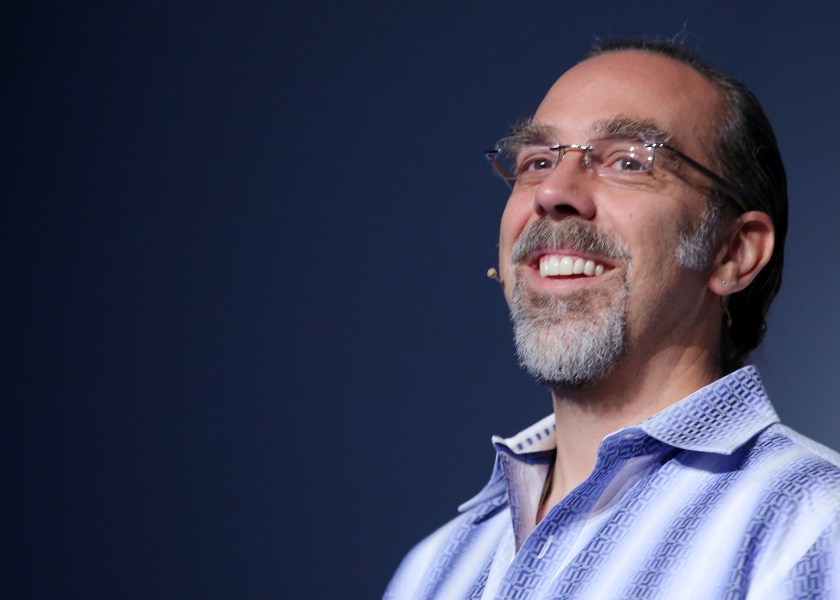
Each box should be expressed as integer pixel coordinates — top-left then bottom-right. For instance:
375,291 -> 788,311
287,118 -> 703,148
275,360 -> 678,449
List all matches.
385,366 -> 840,599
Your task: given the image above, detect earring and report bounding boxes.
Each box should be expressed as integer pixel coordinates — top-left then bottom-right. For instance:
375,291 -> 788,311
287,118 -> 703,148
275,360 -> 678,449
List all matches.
721,296 -> 733,328
487,267 -> 501,283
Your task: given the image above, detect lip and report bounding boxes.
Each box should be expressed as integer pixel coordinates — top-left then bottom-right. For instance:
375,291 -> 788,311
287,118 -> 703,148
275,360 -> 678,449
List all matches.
524,249 -> 617,270
517,248 -> 619,291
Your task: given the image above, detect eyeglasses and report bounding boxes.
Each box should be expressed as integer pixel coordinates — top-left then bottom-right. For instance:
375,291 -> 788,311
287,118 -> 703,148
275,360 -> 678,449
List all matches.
484,136 -> 747,212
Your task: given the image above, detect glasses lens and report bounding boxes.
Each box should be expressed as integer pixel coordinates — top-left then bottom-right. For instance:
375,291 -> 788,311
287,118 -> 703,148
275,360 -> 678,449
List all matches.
589,138 -> 655,176
492,137 -> 559,186
488,137 -> 659,188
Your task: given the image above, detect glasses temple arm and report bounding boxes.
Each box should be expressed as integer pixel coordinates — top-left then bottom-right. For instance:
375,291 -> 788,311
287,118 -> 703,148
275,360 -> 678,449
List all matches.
659,144 -> 748,212
485,150 -> 515,190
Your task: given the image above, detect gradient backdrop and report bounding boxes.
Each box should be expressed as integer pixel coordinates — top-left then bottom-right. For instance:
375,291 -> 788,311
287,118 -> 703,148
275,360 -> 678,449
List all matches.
7,2 -> 840,598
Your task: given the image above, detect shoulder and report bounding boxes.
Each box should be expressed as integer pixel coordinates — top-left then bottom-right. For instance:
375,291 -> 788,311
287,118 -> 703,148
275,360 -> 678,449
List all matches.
384,497 -> 511,599
769,424 -> 840,465
752,424 -> 840,488
383,511 -> 473,599
731,426 -> 840,596
740,423 -> 840,525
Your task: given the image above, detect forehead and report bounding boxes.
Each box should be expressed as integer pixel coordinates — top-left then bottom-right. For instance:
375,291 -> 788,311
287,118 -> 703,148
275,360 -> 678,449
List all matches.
533,51 -> 724,156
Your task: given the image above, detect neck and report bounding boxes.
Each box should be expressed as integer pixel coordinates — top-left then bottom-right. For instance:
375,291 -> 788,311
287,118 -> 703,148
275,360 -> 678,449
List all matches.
535,345 -> 721,522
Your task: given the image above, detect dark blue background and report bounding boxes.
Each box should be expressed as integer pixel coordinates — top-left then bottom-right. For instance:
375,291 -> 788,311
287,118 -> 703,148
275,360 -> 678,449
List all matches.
7,2 -> 840,598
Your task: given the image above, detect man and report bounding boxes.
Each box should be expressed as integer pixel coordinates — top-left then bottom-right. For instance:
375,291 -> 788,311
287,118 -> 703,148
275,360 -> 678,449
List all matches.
384,40 -> 840,599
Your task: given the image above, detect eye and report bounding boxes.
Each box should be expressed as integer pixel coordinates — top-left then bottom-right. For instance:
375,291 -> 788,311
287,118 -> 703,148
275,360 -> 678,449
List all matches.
519,156 -> 554,173
598,143 -> 654,174
515,149 -> 558,175
608,155 -> 648,172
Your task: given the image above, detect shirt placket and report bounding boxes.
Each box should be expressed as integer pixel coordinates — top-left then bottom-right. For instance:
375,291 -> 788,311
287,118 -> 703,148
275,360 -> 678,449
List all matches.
494,431 -> 660,599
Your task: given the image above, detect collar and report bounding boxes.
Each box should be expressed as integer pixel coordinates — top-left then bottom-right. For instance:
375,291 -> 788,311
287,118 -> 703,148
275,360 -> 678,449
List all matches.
637,365 -> 779,454
458,365 -> 779,514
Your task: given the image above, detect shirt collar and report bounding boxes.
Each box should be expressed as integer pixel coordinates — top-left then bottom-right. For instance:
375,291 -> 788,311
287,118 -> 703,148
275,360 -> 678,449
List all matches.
637,365 -> 779,455
496,365 -> 779,455
456,416 -> 555,514
458,365 -> 779,513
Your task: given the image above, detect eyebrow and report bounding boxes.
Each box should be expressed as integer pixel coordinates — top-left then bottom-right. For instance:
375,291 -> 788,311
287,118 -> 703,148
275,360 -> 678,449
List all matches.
507,119 -> 557,144
506,116 -> 673,145
592,116 -> 673,143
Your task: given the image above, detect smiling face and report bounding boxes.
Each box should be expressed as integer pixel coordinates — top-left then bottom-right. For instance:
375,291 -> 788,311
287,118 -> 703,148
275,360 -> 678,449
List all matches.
500,51 -> 728,388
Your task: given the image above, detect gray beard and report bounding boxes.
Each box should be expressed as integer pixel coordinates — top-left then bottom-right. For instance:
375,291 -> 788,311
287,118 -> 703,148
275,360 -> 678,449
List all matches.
511,266 -> 629,390
510,207 -> 721,390
676,201 -> 725,272
510,219 -> 631,390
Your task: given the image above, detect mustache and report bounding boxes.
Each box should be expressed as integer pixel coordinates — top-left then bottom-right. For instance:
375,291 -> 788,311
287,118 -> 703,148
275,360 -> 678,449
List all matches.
510,219 -> 630,265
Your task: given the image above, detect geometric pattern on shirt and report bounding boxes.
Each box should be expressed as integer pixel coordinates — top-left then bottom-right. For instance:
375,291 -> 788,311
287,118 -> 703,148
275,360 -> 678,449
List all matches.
730,447 -> 840,597
415,494 -> 506,599
464,549 -> 494,599
640,366 -> 776,453
382,366 -> 840,600
787,519 -> 837,597
548,437 -> 759,597
495,435 -> 666,599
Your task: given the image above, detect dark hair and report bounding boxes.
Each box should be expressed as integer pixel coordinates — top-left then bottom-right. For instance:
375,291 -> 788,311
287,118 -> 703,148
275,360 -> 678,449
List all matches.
587,39 -> 788,373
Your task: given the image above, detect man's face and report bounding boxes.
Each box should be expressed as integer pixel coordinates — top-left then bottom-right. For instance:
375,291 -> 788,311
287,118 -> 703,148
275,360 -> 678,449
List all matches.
498,51 -> 726,387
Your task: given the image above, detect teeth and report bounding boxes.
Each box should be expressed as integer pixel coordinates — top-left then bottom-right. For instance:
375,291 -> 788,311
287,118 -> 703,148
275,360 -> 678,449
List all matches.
559,256 -> 574,275
539,255 -> 560,277
538,254 -> 608,278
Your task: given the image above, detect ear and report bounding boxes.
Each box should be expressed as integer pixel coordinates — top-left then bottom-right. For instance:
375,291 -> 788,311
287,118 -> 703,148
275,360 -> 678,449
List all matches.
708,211 -> 775,297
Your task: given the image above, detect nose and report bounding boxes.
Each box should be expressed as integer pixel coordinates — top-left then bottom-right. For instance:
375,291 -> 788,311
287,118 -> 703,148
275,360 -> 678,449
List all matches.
533,150 -> 596,220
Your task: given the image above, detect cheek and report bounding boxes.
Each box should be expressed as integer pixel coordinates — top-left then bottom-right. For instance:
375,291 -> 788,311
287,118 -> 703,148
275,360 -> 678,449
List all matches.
498,197 -> 530,305
498,198 -> 527,275
626,222 -> 691,294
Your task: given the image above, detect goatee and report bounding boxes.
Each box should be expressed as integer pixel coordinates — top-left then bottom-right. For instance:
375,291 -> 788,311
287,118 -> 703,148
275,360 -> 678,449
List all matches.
510,219 -> 631,390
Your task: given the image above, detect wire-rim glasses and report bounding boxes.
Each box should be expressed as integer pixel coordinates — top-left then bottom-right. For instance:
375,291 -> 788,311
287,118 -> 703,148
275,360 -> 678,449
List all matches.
484,136 -> 747,212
